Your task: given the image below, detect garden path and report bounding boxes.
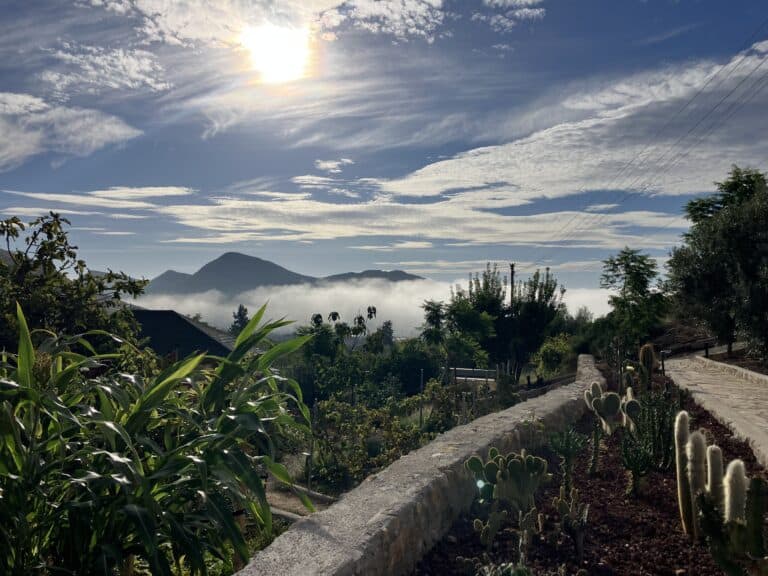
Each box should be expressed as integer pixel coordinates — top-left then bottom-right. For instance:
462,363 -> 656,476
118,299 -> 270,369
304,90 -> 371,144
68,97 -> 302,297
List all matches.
666,354 -> 768,468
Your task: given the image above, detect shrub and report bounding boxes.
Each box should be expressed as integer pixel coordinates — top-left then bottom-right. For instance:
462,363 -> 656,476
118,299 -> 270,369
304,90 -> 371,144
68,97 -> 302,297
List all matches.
0,303 -> 310,575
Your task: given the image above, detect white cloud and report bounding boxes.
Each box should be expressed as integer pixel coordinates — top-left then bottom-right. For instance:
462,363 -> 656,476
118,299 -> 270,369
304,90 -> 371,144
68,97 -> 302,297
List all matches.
314,157 -> 354,173
3,185 -> 193,211
0,92 -> 141,172
484,0 -> 544,6
137,278 -> 455,336
352,240 -> 434,251
584,203 -> 619,212
41,42 -> 170,100
561,287 -> 612,318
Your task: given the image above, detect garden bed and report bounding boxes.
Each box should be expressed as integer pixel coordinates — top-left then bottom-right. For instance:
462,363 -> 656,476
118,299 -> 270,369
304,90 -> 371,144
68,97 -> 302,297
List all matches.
413,380 -> 767,576
710,350 -> 768,377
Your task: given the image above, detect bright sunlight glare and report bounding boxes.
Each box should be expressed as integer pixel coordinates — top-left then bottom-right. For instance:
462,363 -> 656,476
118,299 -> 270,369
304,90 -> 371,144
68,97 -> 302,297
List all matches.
240,23 -> 311,84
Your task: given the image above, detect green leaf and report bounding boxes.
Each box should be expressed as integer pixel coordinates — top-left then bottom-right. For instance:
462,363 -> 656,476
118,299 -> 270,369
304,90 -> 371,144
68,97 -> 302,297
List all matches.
235,302 -> 267,348
15,303 -> 35,388
263,456 -> 292,485
257,335 -> 312,370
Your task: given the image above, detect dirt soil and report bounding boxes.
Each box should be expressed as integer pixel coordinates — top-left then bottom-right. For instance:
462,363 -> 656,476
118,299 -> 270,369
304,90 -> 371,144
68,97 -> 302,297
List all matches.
711,350 -> 768,377
413,377 -> 766,576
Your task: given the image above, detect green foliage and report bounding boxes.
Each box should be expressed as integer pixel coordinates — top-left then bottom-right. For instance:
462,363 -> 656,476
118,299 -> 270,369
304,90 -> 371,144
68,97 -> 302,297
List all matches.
0,212 -> 147,352
0,303 -> 310,575
668,166 -> 768,359
600,248 -> 666,350
549,428 -> 586,494
620,429 -> 653,496
532,334 -> 572,379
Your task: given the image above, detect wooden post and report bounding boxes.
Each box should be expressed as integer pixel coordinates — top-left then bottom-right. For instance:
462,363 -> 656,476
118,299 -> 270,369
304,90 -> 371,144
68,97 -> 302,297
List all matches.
419,368 -> 424,429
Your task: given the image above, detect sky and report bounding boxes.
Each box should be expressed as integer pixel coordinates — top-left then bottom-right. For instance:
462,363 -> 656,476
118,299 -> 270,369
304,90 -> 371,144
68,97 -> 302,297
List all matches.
1,0 -> 768,327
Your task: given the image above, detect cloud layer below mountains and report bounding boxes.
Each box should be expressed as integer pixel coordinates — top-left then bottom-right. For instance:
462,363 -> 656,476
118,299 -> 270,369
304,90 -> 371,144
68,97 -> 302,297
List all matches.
136,279 -> 612,336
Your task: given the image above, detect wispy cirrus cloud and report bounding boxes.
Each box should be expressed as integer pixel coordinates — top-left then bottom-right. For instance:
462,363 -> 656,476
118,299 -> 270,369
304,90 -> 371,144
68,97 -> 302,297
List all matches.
0,92 -> 141,172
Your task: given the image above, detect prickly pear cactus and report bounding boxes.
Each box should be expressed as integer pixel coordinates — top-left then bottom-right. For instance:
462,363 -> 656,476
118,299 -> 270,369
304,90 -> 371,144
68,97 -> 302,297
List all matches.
591,391 -> 623,435
474,507 -> 509,549
621,387 -> 641,433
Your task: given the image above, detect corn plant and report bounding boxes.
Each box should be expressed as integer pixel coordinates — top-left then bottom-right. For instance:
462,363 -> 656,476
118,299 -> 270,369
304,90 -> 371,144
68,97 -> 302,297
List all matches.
0,303 -> 311,575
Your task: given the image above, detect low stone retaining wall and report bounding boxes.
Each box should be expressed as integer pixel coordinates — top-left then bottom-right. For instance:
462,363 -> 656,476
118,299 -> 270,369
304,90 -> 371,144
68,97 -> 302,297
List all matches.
238,355 -> 601,576
691,353 -> 768,387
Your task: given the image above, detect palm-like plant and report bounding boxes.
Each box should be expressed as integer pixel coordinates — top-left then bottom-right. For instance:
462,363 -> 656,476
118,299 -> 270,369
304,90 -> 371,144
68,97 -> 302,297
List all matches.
0,303 -> 311,575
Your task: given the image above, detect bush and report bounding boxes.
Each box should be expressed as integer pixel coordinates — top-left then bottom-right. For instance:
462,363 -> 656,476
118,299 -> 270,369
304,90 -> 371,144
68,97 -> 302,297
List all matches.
0,303 -> 310,575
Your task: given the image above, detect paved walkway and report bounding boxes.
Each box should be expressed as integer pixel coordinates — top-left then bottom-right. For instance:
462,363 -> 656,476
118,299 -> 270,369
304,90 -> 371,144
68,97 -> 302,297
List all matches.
667,354 -> 768,468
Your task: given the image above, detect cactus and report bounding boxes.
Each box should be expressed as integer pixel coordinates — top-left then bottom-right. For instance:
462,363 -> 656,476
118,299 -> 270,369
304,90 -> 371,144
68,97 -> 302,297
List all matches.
549,428 -> 587,494
583,381 -> 603,410
465,448 -> 550,550
474,507 -> 509,549
621,387 -> 641,433
517,507 -> 542,568
698,472 -> 767,576
724,459 -> 748,524
620,428 -> 653,496
686,430 -> 707,539
638,343 -> 657,392
675,410 -> 694,536
552,486 -> 589,562
706,445 -> 725,511
591,391 -> 623,435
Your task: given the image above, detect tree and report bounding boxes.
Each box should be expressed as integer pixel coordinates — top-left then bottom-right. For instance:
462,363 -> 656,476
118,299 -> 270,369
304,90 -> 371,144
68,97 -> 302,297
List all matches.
229,304 -> 250,336
667,166 -> 768,357
421,300 -> 447,346
0,213 -> 146,351
600,247 -> 665,350
508,267 -> 566,382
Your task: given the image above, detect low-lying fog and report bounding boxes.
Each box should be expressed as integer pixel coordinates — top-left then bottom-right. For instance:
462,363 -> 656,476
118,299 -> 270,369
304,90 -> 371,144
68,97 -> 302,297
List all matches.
137,279 -> 612,336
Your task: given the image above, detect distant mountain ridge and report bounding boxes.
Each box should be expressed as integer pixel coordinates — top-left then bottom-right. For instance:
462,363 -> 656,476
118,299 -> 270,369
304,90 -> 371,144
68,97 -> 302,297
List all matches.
145,252 -> 423,296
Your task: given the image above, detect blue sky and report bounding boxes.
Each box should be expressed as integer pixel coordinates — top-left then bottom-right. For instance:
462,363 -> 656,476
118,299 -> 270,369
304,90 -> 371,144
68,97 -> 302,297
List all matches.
1,0 -> 767,299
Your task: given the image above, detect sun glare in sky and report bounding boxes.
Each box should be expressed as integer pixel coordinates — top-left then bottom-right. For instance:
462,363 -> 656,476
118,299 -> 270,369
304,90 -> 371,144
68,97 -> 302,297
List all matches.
240,23 -> 311,84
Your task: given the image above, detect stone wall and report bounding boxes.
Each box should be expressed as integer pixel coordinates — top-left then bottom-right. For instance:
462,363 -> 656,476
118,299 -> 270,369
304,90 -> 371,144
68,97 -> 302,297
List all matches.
238,355 -> 603,576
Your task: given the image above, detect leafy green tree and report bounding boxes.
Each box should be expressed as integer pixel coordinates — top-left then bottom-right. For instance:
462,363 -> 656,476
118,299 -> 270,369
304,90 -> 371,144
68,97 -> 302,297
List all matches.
600,247 -> 665,350
229,303 -> 250,336
668,166 -> 768,357
0,213 -> 146,351
420,299 -> 446,346
508,267 -> 566,382
531,333 -> 572,377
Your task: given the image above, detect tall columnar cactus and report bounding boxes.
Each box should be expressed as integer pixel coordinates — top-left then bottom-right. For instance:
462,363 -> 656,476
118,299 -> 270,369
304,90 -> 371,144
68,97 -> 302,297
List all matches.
724,459 -> 748,524
675,410 -> 694,536
638,343 -> 657,392
706,445 -> 725,511
698,467 -> 767,576
686,430 -> 707,539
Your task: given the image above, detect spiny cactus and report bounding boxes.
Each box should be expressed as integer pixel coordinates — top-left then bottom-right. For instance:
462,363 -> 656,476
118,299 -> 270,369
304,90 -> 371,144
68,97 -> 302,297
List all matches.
706,445 -> 725,511
686,430 -> 707,539
675,410 -> 694,536
699,471 -> 767,576
549,428 -> 587,494
517,507 -> 542,568
552,485 -> 589,562
621,387 -> 641,433
638,343 -> 657,392
583,381 -> 603,410
621,429 -> 653,496
724,459 -> 748,524
590,390 -> 623,435
474,507 -> 508,550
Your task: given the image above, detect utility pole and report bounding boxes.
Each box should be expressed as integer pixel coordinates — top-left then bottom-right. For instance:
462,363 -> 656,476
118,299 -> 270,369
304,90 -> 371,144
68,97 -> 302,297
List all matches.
509,262 -> 515,308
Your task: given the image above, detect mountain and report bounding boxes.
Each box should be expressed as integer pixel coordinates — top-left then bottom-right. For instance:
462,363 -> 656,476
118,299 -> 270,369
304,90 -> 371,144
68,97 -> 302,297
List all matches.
322,269 -> 422,283
146,252 -> 423,296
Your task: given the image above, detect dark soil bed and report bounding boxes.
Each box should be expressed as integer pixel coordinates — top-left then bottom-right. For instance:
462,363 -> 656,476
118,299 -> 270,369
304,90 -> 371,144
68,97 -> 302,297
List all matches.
413,377 -> 766,576
711,350 -> 768,377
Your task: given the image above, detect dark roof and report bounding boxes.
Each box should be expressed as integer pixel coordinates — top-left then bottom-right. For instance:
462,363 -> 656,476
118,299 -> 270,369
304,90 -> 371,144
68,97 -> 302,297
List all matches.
132,309 -> 234,358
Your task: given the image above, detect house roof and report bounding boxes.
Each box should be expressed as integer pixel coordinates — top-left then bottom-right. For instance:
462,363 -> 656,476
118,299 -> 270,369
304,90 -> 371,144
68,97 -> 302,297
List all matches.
132,308 -> 234,358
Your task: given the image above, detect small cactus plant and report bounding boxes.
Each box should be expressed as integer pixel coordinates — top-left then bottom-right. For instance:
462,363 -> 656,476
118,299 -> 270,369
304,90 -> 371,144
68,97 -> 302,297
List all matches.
724,459 -> 749,524
552,485 -> 589,562
549,428 -> 587,494
675,410 -> 695,536
621,387 -> 641,433
620,429 -> 653,496
473,508 -> 509,549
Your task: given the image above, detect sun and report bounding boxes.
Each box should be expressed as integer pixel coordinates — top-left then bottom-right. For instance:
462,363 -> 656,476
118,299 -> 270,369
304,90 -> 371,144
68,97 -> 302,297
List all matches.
240,23 -> 311,84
